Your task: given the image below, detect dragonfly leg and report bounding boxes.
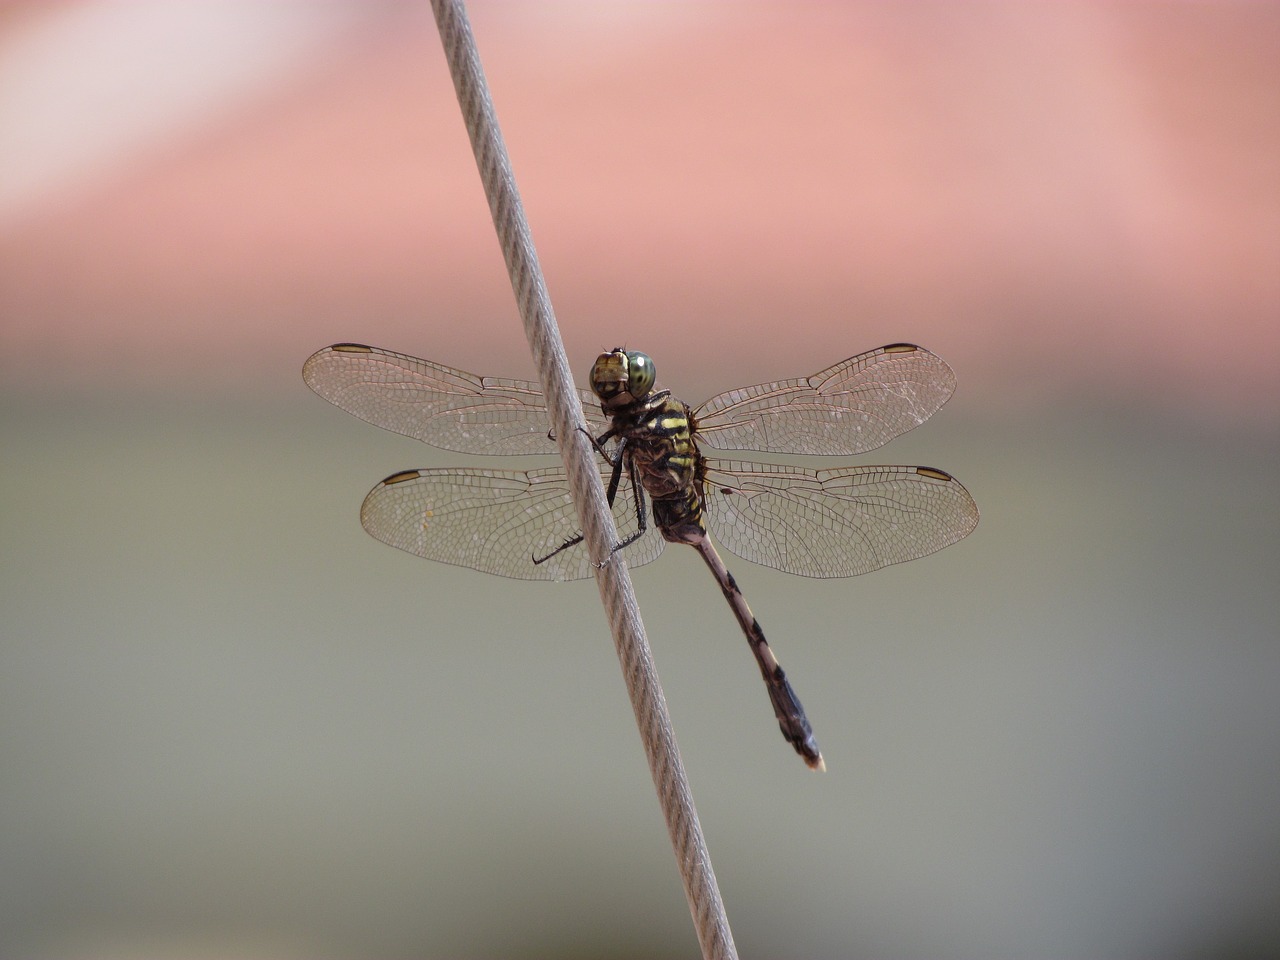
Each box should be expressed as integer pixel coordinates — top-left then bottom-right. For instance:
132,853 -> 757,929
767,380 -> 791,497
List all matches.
584,425 -> 618,457
532,533 -> 585,566
693,536 -> 825,771
546,423 -> 617,447
584,435 -> 651,559
588,456 -> 650,569
601,435 -> 627,503
533,437 -> 646,568
601,458 -> 648,560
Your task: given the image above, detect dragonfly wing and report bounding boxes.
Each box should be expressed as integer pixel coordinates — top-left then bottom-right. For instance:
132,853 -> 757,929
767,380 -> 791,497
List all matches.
694,343 -> 957,456
360,465 -> 665,581
303,343 -> 609,455
702,459 -> 978,579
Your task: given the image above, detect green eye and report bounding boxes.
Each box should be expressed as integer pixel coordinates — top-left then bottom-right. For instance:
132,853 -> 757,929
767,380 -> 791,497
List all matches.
626,351 -> 656,398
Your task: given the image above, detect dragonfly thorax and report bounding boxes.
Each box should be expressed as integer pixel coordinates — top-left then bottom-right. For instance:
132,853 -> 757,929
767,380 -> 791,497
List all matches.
590,348 -> 656,411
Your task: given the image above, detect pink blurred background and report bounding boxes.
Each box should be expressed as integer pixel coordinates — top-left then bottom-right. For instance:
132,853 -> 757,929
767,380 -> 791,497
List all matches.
2,3 -> 1278,959
4,1 -> 1277,418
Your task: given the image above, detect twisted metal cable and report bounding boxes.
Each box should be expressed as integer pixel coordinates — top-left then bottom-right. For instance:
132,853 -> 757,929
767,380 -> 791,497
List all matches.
428,3 -> 737,958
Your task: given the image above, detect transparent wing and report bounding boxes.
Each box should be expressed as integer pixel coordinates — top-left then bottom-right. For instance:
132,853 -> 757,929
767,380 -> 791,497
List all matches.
702,459 -> 978,579
693,343 -> 957,456
303,343 -> 610,455
359,465 -> 666,581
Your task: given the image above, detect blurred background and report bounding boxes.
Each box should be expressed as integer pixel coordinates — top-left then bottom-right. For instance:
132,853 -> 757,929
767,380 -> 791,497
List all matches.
2,2 -> 1278,958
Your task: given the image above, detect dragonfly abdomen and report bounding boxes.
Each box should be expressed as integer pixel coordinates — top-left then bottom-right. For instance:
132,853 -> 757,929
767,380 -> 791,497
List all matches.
692,536 -> 825,771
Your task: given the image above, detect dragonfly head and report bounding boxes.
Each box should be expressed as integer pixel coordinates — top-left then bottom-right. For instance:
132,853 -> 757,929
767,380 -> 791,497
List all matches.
590,349 -> 656,408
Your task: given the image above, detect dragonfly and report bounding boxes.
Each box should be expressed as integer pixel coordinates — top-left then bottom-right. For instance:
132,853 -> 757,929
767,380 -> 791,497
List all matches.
303,341 -> 979,770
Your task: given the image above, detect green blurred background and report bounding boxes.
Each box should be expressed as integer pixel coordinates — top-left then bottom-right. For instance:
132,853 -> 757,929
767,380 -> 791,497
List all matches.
2,3 -> 1278,958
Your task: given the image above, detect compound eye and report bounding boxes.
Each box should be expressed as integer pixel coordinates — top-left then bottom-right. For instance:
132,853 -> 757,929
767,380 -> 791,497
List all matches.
589,351 -> 626,401
626,352 -> 656,398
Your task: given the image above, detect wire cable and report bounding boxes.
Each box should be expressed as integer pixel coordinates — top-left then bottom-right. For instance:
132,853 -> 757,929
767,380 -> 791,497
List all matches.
428,3 -> 738,957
